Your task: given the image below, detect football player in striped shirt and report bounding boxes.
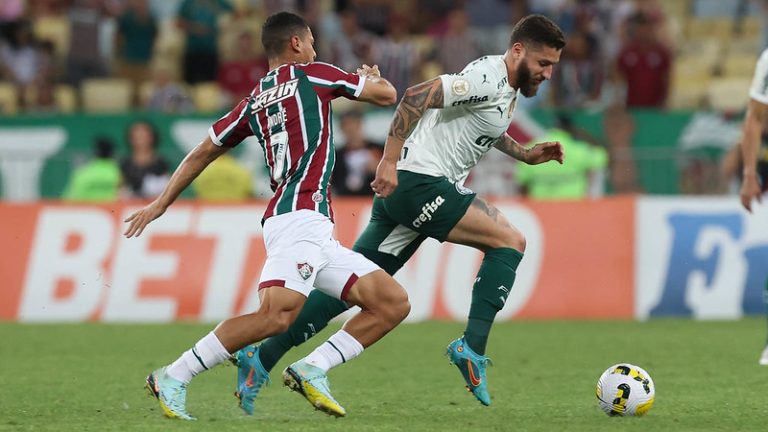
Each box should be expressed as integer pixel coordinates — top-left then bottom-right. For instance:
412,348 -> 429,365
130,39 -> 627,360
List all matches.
124,11 -> 407,420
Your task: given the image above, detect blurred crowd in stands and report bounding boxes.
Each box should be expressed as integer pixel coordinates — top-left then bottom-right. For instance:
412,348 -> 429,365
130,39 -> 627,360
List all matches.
1,0 -> 767,201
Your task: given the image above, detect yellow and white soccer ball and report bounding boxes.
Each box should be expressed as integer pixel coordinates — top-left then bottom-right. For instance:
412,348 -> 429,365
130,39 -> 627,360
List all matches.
596,363 -> 655,416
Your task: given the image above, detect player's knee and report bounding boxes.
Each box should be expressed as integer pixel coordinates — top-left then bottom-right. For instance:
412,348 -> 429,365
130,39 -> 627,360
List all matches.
381,282 -> 410,325
272,313 -> 295,334
491,226 -> 526,252
254,305 -> 298,336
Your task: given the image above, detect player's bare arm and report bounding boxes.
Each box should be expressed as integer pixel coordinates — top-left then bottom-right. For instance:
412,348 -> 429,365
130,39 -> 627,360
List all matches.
740,98 -> 766,212
356,64 -> 397,107
371,77 -> 444,197
123,137 -> 227,238
390,78 -> 444,143
493,132 -> 564,165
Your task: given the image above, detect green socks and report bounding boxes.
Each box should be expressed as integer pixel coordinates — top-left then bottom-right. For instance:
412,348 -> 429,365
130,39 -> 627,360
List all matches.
463,247 -> 523,355
257,290 -> 350,372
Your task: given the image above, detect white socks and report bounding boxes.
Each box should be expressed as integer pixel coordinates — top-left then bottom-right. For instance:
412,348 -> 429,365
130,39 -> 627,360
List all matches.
303,330 -> 364,372
166,332 -> 231,384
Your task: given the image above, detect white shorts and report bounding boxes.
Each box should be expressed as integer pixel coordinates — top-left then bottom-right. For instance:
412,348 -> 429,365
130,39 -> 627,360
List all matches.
258,209 -> 380,299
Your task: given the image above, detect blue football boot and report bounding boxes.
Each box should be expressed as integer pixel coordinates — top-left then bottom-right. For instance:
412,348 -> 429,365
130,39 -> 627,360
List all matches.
282,360 -> 346,417
232,345 -> 270,415
446,337 -> 493,406
145,367 -> 196,420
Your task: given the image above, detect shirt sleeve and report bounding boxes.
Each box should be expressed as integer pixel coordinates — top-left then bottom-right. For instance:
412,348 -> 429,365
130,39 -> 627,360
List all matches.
749,49 -> 768,104
299,62 -> 364,101
439,65 -> 497,108
208,97 -> 253,148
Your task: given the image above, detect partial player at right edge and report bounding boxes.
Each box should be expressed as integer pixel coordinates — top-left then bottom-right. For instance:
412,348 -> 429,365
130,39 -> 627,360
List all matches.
737,47 -> 768,364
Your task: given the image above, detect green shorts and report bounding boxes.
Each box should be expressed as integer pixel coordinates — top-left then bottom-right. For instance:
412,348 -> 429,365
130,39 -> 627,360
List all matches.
353,170 -> 476,274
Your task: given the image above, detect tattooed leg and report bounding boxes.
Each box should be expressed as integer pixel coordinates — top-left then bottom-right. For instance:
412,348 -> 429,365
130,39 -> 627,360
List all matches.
446,195 -> 523,252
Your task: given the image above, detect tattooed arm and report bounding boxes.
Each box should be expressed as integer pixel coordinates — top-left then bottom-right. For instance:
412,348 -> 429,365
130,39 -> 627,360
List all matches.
371,77 -> 445,197
494,132 -> 565,165
383,77 -> 444,161
493,133 -> 530,162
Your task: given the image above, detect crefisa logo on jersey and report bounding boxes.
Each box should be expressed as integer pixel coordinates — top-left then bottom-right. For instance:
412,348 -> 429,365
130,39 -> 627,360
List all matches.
451,95 -> 489,107
250,78 -> 299,112
296,262 -> 314,280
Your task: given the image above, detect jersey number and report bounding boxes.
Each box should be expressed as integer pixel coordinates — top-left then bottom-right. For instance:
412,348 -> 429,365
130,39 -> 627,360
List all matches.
271,131 -> 289,183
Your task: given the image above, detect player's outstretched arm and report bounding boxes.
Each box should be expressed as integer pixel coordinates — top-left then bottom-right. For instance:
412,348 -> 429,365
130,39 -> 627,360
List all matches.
493,133 -> 564,165
356,64 -> 397,107
371,77 -> 444,197
740,98 -> 766,212
123,137 -> 227,238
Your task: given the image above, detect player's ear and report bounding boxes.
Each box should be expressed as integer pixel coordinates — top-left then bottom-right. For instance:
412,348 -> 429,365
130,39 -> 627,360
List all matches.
290,34 -> 302,53
511,42 -> 525,59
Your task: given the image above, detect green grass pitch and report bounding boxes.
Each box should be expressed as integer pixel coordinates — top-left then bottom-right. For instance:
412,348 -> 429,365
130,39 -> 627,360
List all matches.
1,319 -> 766,431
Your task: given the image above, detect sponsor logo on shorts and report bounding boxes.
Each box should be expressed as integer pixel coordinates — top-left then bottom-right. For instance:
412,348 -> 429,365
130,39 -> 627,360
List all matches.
297,262 -> 314,280
412,195 -> 445,228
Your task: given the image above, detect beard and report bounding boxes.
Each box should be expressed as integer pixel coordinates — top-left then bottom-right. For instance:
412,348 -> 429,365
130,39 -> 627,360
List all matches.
517,61 -> 541,97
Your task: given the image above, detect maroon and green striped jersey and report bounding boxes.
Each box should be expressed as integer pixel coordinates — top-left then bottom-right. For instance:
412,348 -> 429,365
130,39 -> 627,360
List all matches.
208,61 -> 364,221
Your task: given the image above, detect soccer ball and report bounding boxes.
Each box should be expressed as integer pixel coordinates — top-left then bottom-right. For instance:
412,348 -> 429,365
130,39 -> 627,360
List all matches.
596,363 -> 655,416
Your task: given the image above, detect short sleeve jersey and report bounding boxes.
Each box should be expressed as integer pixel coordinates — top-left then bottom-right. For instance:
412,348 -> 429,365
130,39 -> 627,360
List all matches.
750,48 -> 768,104
209,61 -> 364,221
397,55 -> 520,185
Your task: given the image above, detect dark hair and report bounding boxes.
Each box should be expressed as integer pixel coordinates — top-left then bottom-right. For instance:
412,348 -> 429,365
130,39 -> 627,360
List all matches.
94,136 -> 115,159
126,119 -> 159,149
509,14 -> 566,50
261,12 -> 310,58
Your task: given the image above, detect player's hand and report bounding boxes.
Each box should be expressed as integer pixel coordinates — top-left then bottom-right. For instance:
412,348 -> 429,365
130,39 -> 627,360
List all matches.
123,200 -> 167,238
740,174 -> 762,213
356,64 -> 381,78
371,159 -> 398,198
526,141 -> 564,165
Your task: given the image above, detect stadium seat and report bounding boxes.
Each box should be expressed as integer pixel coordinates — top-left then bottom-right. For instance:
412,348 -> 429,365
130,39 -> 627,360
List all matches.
191,82 -> 223,113
21,84 -> 77,113
722,53 -> 759,78
137,80 -> 155,107
727,37 -> 761,56
706,77 -> 752,112
677,40 -> 720,68
55,85 -> 77,113
660,0 -> 691,21
81,78 -> 133,113
673,56 -> 715,83
686,18 -> 734,41
739,17 -> 762,39
0,83 -> 19,115
154,18 -> 185,62
32,16 -> 70,59
669,76 -> 708,110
